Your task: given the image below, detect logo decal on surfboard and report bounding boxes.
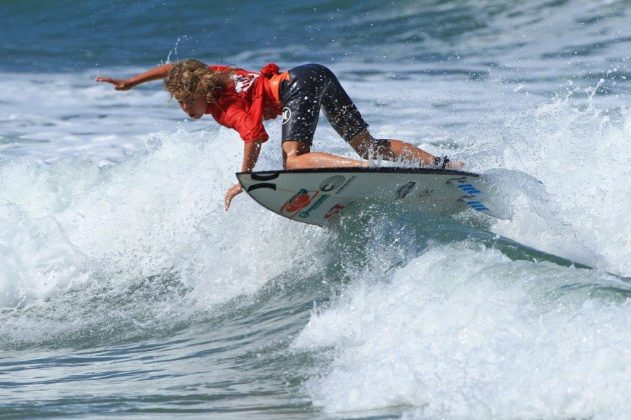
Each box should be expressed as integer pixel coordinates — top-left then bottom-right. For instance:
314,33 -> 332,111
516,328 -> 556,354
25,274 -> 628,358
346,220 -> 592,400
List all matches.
298,195 -> 330,218
463,198 -> 490,211
319,176 -> 345,192
324,202 -> 353,219
451,179 -> 491,213
455,182 -> 481,195
396,182 -> 416,199
280,189 -> 318,214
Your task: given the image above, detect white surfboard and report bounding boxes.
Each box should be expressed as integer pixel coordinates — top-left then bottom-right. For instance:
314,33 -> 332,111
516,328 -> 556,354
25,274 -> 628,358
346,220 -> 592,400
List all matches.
237,167 -> 498,227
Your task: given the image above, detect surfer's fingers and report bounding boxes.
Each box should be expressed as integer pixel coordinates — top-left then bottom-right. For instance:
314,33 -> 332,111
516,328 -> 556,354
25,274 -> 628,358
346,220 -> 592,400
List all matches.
224,192 -> 232,211
95,77 -> 130,90
224,195 -> 232,210
224,184 -> 243,211
95,76 -> 116,84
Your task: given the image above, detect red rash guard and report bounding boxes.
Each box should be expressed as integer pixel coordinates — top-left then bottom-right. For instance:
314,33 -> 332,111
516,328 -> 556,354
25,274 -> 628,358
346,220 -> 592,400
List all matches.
205,64 -> 288,143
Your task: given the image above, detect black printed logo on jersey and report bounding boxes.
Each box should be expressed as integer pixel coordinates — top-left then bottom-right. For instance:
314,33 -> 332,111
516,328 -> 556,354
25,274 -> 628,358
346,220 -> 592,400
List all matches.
282,107 -> 292,125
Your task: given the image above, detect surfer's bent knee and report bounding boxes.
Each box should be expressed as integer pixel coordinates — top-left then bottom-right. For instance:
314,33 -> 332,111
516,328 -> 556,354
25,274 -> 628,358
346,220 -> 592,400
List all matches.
282,139 -> 310,157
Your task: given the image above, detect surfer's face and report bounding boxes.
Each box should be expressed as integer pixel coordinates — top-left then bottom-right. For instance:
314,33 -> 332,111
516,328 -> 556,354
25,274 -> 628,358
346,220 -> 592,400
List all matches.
177,96 -> 207,119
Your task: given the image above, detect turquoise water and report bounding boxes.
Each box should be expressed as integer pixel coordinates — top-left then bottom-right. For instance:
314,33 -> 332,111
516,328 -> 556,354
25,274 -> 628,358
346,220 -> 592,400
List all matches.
2,0 -> 631,417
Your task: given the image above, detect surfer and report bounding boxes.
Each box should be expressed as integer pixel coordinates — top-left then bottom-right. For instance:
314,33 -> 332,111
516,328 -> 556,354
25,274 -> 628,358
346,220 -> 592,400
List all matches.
97,60 -> 463,209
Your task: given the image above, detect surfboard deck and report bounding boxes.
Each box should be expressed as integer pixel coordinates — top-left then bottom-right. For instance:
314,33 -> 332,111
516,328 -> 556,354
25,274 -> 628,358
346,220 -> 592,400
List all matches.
236,167 -> 495,227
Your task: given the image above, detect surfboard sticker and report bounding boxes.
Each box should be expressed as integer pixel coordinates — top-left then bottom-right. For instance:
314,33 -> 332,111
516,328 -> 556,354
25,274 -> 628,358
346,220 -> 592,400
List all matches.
237,167 -> 496,227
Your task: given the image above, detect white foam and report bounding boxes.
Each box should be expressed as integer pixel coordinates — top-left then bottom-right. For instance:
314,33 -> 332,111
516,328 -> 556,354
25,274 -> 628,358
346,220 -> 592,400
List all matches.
0,129 -> 327,344
294,243 -> 631,417
0,71 -> 181,162
479,98 -> 631,276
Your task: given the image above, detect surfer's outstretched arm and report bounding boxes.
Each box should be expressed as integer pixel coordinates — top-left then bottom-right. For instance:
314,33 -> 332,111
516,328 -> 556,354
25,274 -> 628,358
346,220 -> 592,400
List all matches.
96,64 -> 174,90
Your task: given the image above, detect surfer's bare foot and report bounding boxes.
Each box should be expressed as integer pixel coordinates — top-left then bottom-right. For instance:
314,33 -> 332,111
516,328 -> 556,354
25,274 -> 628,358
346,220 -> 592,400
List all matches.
446,160 -> 465,169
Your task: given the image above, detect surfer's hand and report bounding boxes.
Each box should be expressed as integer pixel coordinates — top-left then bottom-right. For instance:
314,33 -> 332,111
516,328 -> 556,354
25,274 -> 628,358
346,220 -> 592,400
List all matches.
224,183 -> 243,211
96,77 -> 134,91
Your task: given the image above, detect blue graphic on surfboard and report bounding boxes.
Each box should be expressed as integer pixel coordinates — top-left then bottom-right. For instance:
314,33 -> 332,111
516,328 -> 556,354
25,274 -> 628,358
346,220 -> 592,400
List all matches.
237,167 -> 503,227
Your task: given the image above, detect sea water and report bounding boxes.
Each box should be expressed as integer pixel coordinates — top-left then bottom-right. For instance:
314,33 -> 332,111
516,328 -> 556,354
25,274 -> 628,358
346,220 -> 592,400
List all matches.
2,0 -> 631,417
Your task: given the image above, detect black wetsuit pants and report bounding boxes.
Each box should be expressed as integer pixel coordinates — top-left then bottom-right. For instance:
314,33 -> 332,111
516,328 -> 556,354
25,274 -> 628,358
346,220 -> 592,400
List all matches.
279,64 -> 369,144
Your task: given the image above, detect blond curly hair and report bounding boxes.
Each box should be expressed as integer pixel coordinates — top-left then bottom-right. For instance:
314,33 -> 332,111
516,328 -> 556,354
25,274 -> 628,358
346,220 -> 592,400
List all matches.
163,59 -> 234,103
